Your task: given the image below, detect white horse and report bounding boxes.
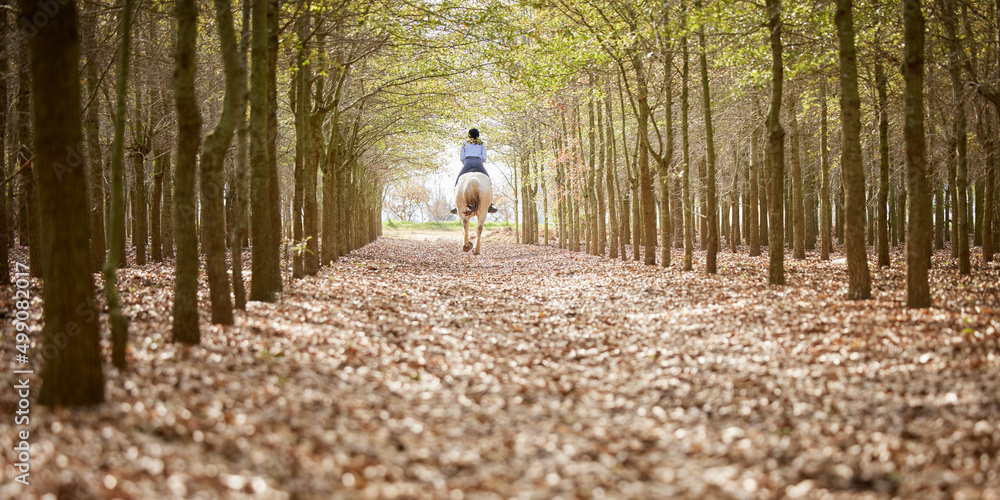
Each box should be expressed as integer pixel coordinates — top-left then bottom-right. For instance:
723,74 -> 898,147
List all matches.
455,172 -> 493,255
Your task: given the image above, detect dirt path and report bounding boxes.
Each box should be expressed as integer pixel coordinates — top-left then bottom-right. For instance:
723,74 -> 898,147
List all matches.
4,237 -> 999,499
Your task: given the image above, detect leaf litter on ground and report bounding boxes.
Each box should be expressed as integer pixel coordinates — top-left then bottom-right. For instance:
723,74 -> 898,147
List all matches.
1,237 -> 999,499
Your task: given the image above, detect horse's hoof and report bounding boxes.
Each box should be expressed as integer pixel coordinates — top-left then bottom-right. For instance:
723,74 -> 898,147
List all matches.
473,249 -> 480,255
463,243 -> 472,252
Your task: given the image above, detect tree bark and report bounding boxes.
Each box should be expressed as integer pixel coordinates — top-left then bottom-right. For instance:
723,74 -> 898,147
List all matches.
81,6 -> 105,272
0,0 -> 8,285
250,0 -> 280,301
942,0 -> 970,274
132,148 -> 147,265
162,151 -> 174,258
790,95 -> 805,260
596,96 -> 607,255
267,0 -> 282,289
605,96 -> 618,258
681,28 -> 693,270
26,0 -> 105,405
17,32 -> 40,278
199,0 -> 243,325
835,0 -> 873,299
698,1 -> 717,273
291,57 -> 304,279
172,0 -> 202,342
874,60 -> 891,267
631,53 -> 657,265
903,0 -> 932,306
749,127 -> 761,257
151,154 -> 163,262
766,0 -> 786,285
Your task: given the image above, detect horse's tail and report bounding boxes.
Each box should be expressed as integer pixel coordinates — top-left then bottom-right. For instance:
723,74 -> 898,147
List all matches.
461,180 -> 480,217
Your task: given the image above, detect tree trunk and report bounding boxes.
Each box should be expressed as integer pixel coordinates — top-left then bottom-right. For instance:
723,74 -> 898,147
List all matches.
749,127 -> 761,257
758,126 -> 769,248
605,96 -> 618,258
161,152 -> 174,258
835,0 -> 873,299
790,95 -> 805,260
631,54 -> 657,265
985,140 -> 995,263
291,58 -> 304,279
250,0 -> 279,301
874,60 -> 891,266
819,82 -> 833,260
132,150 -> 147,265
766,0 -> 786,285
26,0 -> 105,405
81,6 -> 105,272
698,3 -> 718,273
172,0 -> 202,343
0,1 -> 8,286
731,145 -> 741,252
199,0 -> 243,325
942,0 -> 970,274
17,34 -> 40,278
681,31 -> 693,270
151,154 -> 163,262
596,96 -> 607,256
903,0 -> 931,306
267,0 -> 282,290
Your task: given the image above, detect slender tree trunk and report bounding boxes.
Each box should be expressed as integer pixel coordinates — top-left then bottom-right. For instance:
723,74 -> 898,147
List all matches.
935,171 -> 945,249
820,82 -> 831,260
942,0 -> 970,274
903,0 -> 931,306
292,60 -> 304,278
304,109 -> 322,274
681,29 -> 693,269
267,0 -> 282,289
596,95 -> 607,256
162,152 -> 174,258
731,145 -> 741,252
82,7 -> 105,272
17,34 -> 40,278
172,0 -> 201,343
132,149 -> 147,265
0,1 -> 8,286
835,0 -> 873,299
151,155 -> 163,262
985,138 -> 995,263
26,0 -> 104,405
631,55 -> 657,265
99,0 -> 135,367
766,0 -> 786,285
790,95 -> 805,260
605,96 -> 618,258
875,60 -> 891,266
749,127 -> 761,257
759,126 -> 769,247
698,3 -> 717,273
199,0 -> 243,325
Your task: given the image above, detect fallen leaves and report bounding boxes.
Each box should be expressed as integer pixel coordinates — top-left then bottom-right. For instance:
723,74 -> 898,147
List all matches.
0,238 -> 998,499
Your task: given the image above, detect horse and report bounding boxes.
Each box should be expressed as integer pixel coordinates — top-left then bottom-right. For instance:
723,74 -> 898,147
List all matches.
455,172 -> 493,255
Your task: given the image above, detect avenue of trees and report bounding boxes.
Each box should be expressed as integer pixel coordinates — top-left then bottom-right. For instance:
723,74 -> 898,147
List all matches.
1,0 -> 997,407
489,0 -> 996,308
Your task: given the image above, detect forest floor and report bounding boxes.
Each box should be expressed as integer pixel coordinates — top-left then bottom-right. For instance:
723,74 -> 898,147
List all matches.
2,234 -> 1000,499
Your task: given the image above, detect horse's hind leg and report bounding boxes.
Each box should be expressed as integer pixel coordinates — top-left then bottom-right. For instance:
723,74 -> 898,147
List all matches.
473,216 -> 484,255
462,217 -> 472,252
